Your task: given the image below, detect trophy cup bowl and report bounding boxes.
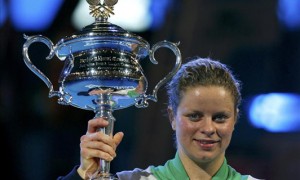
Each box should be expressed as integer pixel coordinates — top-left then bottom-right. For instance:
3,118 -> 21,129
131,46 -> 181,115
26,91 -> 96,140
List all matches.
22,0 -> 182,179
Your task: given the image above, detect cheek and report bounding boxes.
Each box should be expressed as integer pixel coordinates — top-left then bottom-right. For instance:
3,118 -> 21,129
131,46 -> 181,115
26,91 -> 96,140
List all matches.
176,118 -> 196,134
217,123 -> 235,140
175,119 -> 194,146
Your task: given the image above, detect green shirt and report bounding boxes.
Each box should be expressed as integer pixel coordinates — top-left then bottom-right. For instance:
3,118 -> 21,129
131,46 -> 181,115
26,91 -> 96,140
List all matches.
117,152 -> 256,180
150,152 -> 250,180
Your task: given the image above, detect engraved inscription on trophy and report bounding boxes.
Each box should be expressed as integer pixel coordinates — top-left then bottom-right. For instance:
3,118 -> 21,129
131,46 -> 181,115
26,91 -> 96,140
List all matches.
66,50 -> 140,80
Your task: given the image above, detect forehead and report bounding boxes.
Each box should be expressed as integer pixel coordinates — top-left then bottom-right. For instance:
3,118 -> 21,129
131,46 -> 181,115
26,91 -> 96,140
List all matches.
179,85 -> 235,107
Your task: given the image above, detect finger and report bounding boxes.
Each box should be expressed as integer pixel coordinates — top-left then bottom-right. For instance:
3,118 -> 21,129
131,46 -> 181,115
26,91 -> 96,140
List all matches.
81,132 -> 115,146
80,140 -> 116,159
113,132 -> 124,148
81,146 -> 114,162
80,133 -> 117,157
87,118 -> 109,134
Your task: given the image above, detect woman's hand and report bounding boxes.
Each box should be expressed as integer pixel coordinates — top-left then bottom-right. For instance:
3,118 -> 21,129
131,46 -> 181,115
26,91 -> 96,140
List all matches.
77,117 -> 124,179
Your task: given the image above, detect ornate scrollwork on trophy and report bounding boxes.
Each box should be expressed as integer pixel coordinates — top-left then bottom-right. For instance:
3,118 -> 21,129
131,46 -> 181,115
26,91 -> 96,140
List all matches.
87,0 -> 118,20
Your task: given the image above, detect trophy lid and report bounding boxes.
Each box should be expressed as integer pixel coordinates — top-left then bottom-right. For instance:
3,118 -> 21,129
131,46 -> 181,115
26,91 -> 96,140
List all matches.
55,0 -> 150,60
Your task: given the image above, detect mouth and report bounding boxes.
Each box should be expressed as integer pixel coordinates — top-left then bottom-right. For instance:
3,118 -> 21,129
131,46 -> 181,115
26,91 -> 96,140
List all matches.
195,139 -> 220,149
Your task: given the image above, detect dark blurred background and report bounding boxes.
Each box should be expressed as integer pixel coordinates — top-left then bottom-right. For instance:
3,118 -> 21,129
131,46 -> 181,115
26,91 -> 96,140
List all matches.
1,0 -> 300,179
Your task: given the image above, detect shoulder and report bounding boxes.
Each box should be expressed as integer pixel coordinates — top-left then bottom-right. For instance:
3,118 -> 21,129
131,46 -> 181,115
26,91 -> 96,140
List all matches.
246,175 -> 264,180
226,164 -> 262,180
57,166 -> 82,180
116,167 -> 157,180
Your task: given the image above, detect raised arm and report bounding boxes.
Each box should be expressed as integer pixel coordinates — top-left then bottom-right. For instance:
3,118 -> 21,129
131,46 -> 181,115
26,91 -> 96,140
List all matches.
77,117 -> 124,179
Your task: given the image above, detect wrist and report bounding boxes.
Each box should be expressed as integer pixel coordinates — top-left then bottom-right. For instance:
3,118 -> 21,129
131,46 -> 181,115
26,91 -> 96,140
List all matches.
77,166 -> 88,179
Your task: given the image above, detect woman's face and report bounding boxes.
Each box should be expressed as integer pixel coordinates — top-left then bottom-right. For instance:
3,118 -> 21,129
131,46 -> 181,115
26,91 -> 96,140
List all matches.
170,85 -> 236,164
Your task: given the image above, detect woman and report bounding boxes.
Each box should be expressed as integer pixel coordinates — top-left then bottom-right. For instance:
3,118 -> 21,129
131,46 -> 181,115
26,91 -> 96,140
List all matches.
58,57 -> 258,180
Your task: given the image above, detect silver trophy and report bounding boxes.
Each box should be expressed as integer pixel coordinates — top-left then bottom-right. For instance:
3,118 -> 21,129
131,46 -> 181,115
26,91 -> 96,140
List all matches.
22,0 -> 181,179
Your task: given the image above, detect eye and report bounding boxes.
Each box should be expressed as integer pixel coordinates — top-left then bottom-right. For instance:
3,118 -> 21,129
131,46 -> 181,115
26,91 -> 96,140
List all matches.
213,113 -> 229,123
187,113 -> 202,122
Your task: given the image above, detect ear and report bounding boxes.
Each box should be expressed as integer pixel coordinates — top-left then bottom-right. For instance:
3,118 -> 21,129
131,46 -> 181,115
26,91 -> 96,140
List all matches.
167,107 -> 176,130
233,108 -> 240,129
235,108 -> 239,123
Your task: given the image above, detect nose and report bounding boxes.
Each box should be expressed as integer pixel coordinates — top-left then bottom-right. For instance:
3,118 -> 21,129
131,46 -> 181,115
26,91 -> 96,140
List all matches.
200,118 -> 215,136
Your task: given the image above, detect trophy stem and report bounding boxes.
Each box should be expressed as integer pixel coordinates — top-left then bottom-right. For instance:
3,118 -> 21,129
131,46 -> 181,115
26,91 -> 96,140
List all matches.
91,93 -> 117,180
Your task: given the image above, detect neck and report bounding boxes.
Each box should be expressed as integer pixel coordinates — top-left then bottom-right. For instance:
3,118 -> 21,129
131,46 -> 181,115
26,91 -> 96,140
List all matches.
178,149 -> 224,180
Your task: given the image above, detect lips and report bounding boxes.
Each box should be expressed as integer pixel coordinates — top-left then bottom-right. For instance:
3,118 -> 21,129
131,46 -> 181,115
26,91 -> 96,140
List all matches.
199,140 -> 219,144
196,139 -> 220,149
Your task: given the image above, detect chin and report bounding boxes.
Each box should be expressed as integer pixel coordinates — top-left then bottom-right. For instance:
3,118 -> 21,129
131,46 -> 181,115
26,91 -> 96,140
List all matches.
194,151 -> 221,163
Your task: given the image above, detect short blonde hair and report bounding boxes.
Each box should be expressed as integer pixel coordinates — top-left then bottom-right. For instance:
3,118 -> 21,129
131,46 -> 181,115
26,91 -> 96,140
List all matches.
166,57 -> 242,114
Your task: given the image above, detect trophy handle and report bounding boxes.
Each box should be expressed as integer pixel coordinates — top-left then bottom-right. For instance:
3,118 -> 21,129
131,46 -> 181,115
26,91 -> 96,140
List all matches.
22,34 -> 61,98
135,40 -> 182,108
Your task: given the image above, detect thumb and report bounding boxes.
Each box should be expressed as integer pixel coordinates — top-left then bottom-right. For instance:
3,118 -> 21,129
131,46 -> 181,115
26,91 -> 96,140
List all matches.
113,132 -> 124,147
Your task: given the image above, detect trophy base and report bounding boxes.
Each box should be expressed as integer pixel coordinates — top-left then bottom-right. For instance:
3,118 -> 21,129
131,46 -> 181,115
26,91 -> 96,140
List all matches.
90,173 -> 118,180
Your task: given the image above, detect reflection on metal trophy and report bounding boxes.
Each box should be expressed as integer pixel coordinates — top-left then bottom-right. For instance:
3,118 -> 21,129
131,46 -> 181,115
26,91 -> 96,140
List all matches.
22,0 -> 181,179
